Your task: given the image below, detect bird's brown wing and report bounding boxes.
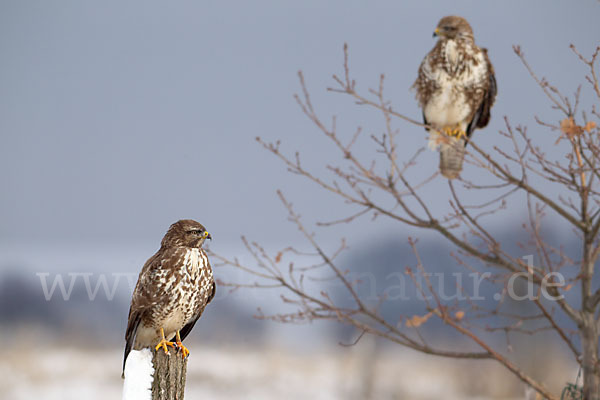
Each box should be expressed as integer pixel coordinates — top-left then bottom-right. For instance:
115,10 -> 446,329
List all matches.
466,48 -> 497,141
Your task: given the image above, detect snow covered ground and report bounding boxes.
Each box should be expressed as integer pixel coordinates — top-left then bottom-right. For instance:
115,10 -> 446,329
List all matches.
0,339 -> 570,400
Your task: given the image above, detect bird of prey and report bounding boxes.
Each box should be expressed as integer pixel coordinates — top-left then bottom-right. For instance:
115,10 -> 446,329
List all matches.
122,219 -> 216,378
413,15 -> 497,179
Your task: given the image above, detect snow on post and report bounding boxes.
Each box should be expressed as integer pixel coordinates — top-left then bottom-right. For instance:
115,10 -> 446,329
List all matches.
123,349 -> 187,400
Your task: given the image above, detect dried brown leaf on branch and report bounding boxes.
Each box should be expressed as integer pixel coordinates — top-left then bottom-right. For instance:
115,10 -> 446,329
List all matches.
275,251 -> 283,263
455,310 -> 465,321
563,283 -> 574,292
559,117 -> 596,139
406,311 -> 433,328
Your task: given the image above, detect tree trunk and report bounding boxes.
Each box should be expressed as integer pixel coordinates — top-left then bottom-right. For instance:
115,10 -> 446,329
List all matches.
151,350 -> 187,400
581,237 -> 599,400
581,311 -> 599,400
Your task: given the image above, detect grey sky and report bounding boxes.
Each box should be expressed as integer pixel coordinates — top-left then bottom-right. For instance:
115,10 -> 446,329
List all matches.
1,1 -> 598,257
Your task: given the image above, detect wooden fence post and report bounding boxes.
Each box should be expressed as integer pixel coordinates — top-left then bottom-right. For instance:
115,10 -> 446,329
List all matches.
151,350 -> 187,400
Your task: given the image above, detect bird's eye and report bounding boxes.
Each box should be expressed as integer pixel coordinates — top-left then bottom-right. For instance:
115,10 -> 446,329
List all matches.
188,229 -> 202,236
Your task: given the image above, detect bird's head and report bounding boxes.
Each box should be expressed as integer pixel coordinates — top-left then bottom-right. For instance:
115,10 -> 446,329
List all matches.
162,219 -> 212,249
433,16 -> 474,40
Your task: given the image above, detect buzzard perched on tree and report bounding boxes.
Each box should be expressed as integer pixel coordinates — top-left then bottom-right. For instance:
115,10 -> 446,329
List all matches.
122,219 -> 216,378
413,15 -> 497,179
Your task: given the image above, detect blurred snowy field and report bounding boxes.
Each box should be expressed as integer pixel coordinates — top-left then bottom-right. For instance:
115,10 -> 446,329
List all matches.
0,340 -> 571,400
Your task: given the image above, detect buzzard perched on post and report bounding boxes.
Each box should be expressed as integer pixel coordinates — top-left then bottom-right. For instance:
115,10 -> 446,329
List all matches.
122,219 -> 216,378
413,15 -> 497,179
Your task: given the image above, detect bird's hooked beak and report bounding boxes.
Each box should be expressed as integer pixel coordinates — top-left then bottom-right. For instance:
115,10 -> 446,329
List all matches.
433,27 -> 440,38
204,231 -> 212,241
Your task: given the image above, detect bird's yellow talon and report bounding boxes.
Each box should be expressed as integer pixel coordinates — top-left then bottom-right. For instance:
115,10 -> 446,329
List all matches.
155,338 -> 176,354
441,126 -> 466,139
175,342 -> 190,359
175,331 -> 190,359
452,128 -> 466,139
155,328 -> 176,354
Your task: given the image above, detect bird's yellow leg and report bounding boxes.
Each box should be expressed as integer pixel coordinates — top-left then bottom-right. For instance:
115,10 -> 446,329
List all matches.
174,331 -> 190,359
154,327 -> 176,354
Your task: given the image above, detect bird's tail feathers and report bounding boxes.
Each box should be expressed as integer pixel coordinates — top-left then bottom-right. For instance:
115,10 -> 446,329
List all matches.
439,138 -> 466,179
123,312 -> 142,378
